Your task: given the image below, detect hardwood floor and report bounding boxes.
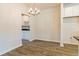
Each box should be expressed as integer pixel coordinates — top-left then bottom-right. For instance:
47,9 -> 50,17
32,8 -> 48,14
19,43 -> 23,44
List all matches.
2,40 -> 78,56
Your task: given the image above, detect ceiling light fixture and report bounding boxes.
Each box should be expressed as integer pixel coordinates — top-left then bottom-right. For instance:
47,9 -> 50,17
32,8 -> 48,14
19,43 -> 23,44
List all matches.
28,8 -> 40,16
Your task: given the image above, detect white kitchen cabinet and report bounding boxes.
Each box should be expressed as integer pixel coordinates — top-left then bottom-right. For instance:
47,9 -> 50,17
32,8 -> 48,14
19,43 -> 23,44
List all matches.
64,7 -> 73,17
72,6 -> 79,16
63,6 -> 79,17
22,31 -> 31,40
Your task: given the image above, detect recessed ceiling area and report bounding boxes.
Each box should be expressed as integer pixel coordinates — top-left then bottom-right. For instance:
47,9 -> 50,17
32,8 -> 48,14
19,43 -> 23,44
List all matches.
24,3 -> 60,10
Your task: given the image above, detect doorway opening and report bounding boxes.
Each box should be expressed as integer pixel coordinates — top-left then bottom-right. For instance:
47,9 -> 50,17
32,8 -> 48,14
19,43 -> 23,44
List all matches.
21,14 -> 31,44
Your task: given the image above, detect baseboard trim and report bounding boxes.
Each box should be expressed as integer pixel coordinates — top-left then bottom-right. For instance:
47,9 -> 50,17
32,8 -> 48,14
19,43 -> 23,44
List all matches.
0,44 -> 22,55
33,39 -> 78,45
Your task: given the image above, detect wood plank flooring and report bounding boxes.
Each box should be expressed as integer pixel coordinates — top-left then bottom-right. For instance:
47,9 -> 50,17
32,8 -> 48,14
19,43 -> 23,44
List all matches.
2,40 -> 78,56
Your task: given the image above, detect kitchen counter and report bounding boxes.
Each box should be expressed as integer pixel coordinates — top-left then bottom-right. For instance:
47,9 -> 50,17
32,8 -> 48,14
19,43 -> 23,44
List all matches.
22,29 -> 30,31
22,26 -> 30,31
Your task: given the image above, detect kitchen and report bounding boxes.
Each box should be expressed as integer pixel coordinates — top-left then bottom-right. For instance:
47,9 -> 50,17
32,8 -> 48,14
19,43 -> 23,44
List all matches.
21,13 -> 31,41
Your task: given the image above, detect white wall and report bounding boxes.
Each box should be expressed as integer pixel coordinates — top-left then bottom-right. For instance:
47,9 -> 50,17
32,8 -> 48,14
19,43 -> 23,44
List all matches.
29,16 -> 38,41
37,9 -> 53,40
30,7 -> 61,42
0,3 -> 27,55
22,16 -> 29,26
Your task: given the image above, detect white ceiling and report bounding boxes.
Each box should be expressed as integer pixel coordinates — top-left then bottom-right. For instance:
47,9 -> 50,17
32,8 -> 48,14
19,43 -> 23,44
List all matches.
24,3 -> 60,10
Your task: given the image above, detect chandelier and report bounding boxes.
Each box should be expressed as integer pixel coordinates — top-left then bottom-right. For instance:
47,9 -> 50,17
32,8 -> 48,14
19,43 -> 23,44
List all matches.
28,8 -> 40,16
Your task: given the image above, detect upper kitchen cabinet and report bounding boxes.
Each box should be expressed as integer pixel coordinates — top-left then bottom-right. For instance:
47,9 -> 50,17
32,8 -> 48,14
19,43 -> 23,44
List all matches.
72,6 -> 79,16
63,6 -> 79,17
63,7 -> 73,17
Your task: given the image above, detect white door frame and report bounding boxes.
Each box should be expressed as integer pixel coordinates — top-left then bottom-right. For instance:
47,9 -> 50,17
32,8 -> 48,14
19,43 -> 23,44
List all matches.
60,3 -> 64,47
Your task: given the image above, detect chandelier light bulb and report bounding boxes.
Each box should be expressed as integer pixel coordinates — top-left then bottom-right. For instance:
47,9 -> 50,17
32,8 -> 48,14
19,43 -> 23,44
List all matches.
35,8 -> 37,10
29,8 -> 32,12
